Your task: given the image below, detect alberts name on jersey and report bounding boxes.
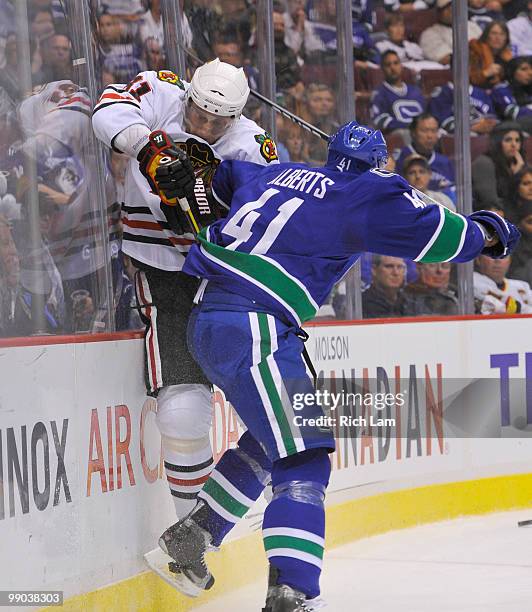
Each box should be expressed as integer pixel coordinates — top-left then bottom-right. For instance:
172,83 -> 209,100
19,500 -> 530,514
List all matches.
267,167 -> 335,199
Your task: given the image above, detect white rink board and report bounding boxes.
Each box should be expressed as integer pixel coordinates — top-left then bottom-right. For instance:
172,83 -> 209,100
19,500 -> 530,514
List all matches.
306,317 -> 532,506
0,339 -> 175,599
0,316 -> 531,599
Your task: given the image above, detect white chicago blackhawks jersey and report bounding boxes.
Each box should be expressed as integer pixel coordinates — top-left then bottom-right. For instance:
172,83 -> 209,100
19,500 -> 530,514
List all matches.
474,272 -> 532,314
92,69 -> 279,271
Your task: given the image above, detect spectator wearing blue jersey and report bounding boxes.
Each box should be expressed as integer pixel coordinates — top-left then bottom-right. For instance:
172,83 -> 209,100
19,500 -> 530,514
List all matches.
492,56 -> 532,132
395,112 -> 455,192
370,50 -> 426,140
472,122 -> 526,210
352,0 -> 373,28
305,0 -> 380,67
429,80 -> 498,134
97,11 -> 143,84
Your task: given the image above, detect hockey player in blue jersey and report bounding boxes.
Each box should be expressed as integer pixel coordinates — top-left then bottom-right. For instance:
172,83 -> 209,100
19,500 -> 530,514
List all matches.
156,122 -> 519,611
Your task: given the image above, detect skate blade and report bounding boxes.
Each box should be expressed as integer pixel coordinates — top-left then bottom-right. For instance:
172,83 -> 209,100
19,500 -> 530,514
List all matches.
144,548 -> 203,598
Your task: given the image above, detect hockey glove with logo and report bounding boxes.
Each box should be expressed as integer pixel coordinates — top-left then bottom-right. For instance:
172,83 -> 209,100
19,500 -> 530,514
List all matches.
470,211 -> 520,259
137,130 -> 196,206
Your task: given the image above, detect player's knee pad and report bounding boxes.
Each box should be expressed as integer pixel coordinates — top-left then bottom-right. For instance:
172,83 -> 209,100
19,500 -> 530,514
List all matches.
271,448 -> 331,506
156,383 -> 213,450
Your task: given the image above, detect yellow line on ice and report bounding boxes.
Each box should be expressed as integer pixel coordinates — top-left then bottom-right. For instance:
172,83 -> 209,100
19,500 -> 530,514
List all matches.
42,472 -> 532,611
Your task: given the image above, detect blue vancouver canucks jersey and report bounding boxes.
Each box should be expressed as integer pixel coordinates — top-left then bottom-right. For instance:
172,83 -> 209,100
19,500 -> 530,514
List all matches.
492,81 -> 532,121
370,83 -> 426,131
183,161 -> 486,327
429,83 -> 494,133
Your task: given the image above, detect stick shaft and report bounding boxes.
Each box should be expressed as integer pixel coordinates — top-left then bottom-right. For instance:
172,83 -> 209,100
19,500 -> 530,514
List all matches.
177,196 -> 199,236
248,89 -> 330,141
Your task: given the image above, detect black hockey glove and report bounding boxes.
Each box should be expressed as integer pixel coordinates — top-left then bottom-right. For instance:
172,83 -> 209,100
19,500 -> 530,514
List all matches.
137,130 -> 196,206
470,211 -> 520,259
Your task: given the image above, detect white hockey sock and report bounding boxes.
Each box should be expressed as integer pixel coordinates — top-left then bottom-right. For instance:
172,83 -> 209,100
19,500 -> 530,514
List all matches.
163,440 -> 214,519
156,383 -> 214,520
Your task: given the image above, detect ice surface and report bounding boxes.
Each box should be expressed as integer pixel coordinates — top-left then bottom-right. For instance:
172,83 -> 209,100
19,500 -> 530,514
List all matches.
194,510 -> 532,611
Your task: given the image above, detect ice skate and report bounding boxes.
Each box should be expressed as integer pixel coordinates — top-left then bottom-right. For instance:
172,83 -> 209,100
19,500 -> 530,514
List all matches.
156,504 -> 215,598
262,566 -> 325,612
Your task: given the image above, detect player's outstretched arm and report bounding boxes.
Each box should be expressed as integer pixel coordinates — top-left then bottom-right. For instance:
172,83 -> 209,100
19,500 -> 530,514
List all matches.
360,172 -> 520,263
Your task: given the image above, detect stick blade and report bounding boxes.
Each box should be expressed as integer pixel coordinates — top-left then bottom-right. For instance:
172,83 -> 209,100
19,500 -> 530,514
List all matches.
144,548 -> 203,597
517,519 -> 532,527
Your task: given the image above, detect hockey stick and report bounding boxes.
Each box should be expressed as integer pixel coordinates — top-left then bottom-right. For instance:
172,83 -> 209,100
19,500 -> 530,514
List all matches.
248,89 -> 329,141
179,46 -> 330,142
177,196 -> 200,236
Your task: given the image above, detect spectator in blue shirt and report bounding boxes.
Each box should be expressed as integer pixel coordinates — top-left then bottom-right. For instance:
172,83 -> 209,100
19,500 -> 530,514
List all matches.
395,112 -> 456,192
370,50 -> 426,137
429,80 -> 497,134
492,56 -> 532,133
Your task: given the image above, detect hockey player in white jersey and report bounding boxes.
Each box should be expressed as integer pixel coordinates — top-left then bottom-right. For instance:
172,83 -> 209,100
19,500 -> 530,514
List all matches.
92,59 -> 279,523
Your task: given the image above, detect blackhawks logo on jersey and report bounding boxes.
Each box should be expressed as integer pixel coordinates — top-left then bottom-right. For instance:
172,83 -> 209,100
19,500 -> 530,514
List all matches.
175,137 -> 221,207
157,70 -> 185,90
254,132 -> 278,163
175,137 -> 221,182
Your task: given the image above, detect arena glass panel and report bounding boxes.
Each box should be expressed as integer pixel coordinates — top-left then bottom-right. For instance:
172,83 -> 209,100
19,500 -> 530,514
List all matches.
354,2 -> 481,322
0,0 -> 128,337
268,0 -> 360,322
357,1 -> 531,321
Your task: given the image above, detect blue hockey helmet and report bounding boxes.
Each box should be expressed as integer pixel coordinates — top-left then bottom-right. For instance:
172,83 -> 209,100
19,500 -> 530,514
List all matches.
326,121 -> 388,174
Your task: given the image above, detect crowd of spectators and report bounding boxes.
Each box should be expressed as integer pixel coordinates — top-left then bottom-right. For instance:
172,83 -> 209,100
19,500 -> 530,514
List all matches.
0,0 -> 144,336
324,0 -> 532,319
2,0 -> 532,336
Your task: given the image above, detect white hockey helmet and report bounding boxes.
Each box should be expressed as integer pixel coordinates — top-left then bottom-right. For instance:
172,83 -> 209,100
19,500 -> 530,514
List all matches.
187,58 -> 250,119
